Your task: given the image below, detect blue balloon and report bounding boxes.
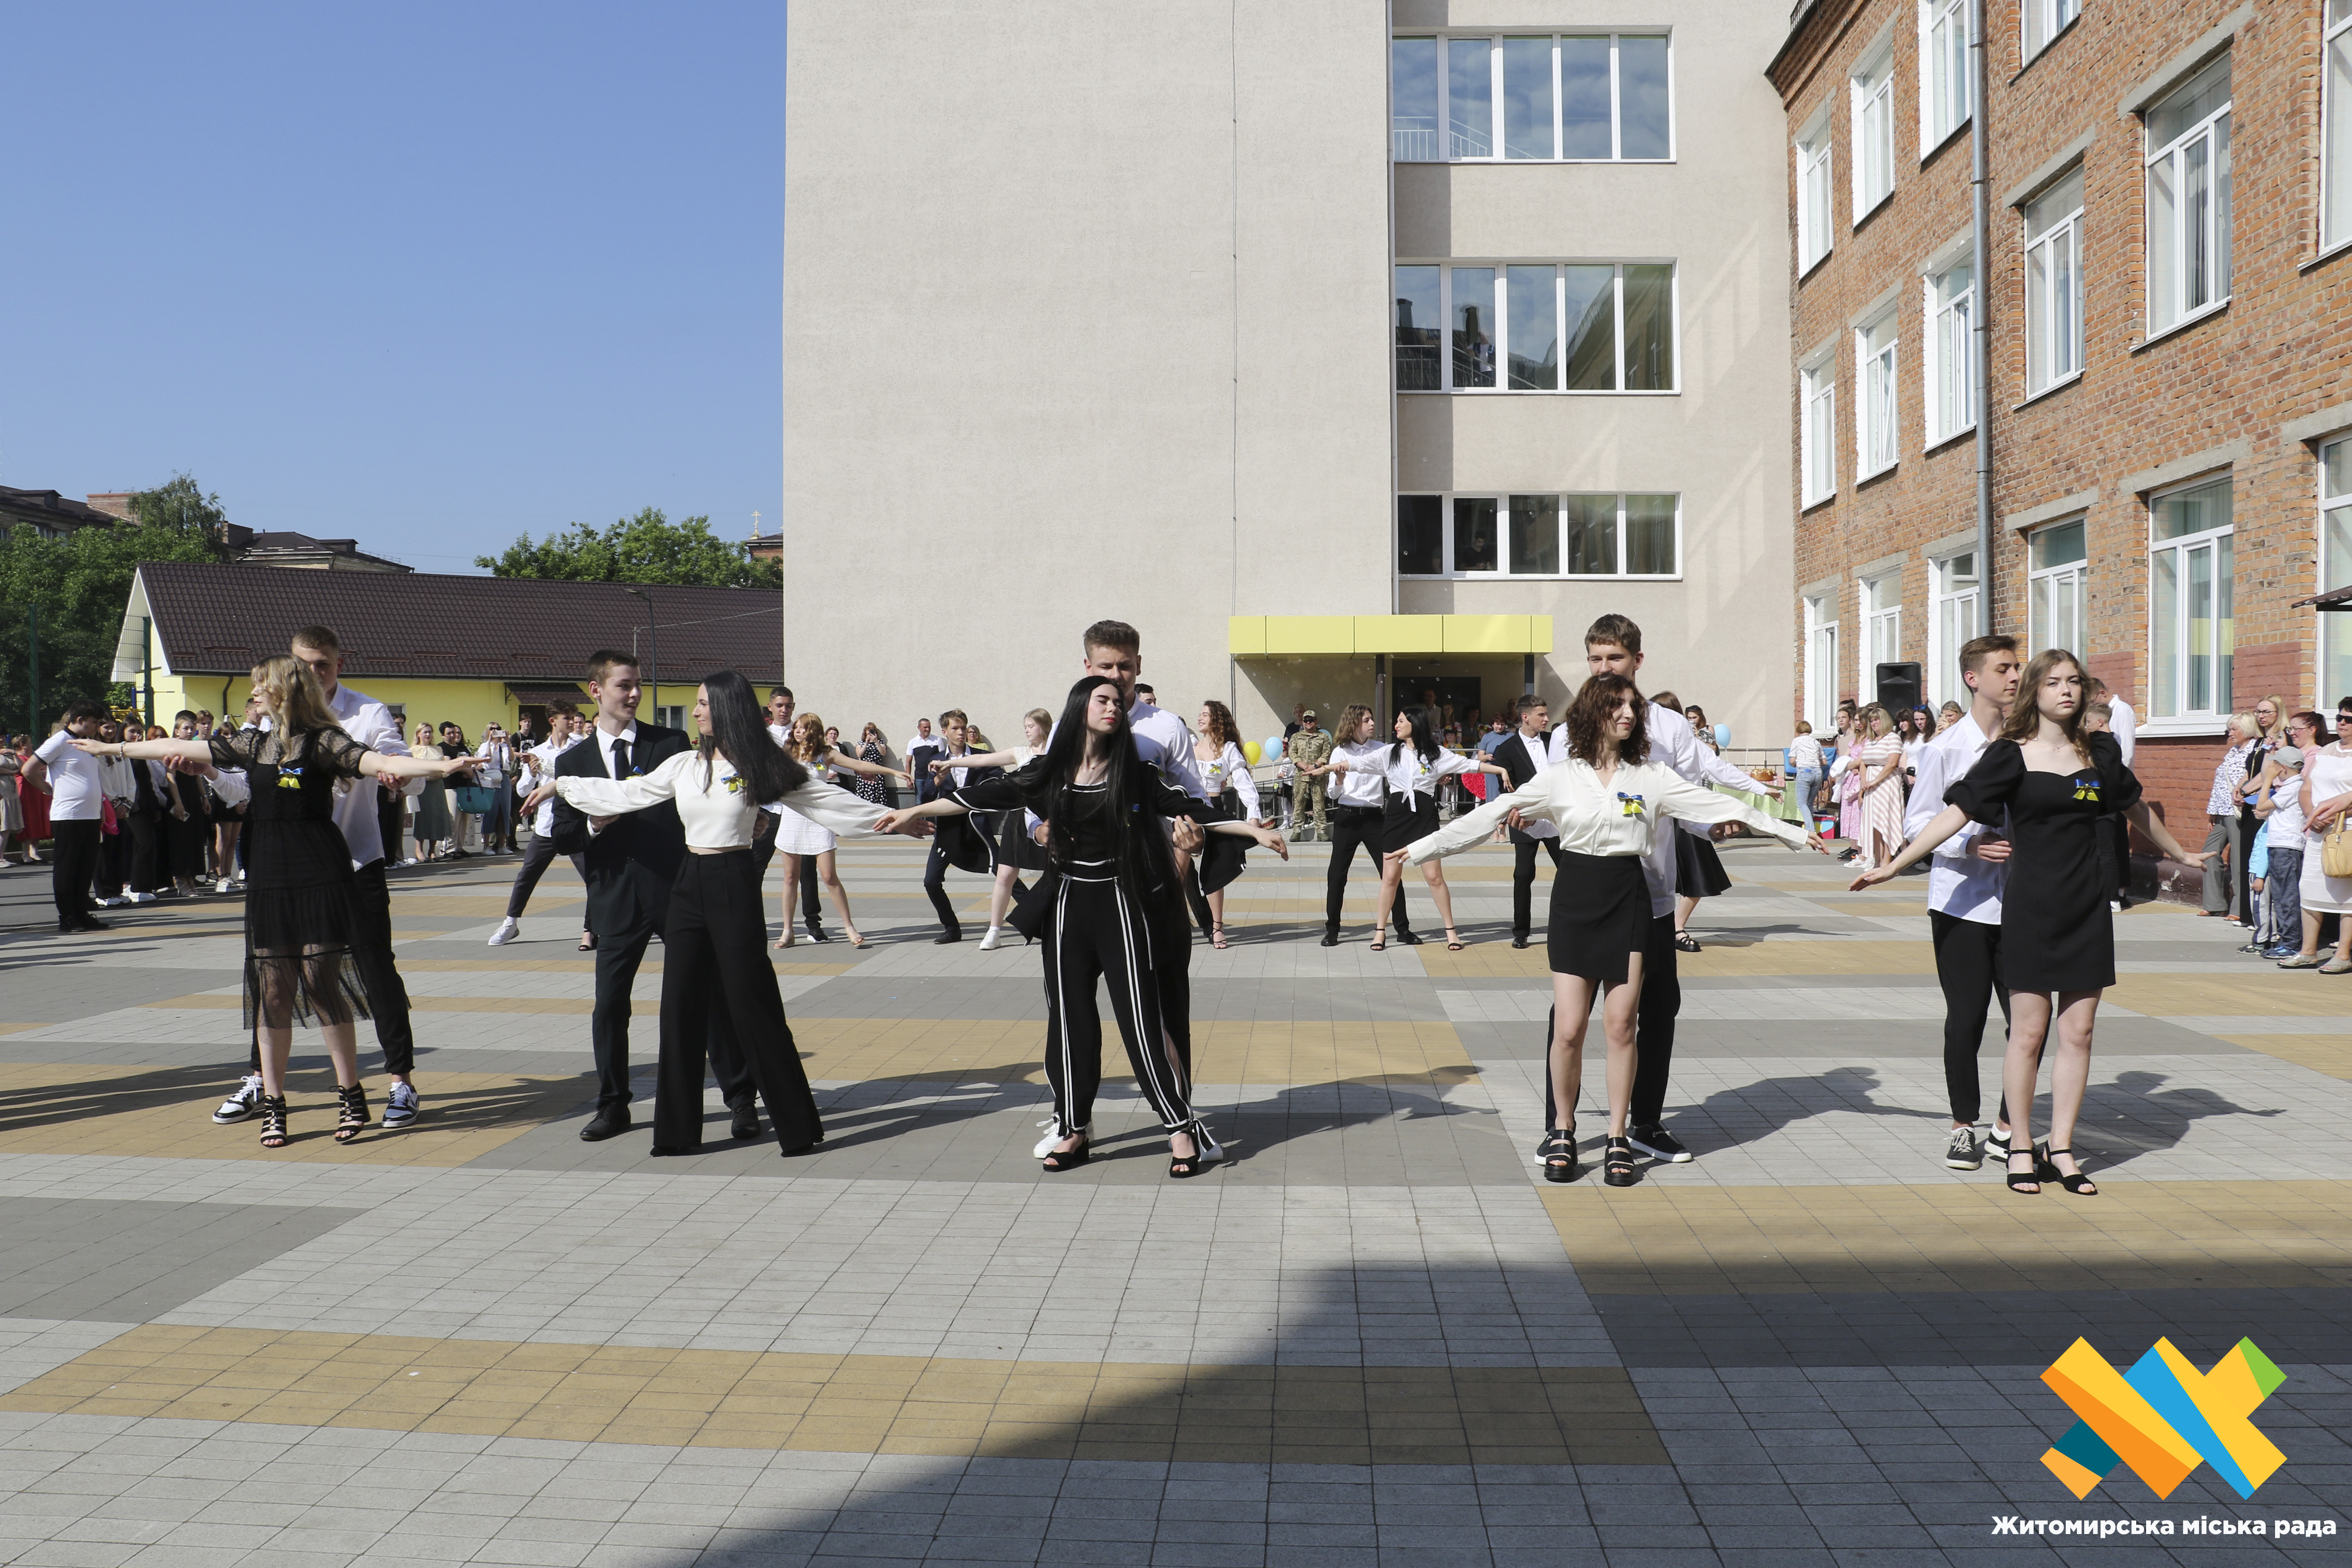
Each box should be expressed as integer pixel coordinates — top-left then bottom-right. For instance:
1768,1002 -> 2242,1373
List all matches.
1265,735 -> 1286,760
1714,723 -> 1731,752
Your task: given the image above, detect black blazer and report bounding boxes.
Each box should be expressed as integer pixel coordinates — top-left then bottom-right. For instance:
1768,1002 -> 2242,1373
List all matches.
551,721 -> 692,935
1491,731 -> 1552,845
930,759 -> 1004,873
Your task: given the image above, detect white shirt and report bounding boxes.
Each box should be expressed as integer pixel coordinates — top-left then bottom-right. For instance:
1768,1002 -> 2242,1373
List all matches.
1905,710 -> 2006,924
2268,776 -> 2308,842
1788,735 -> 1824,772
325,682 -> 408,866
1408,758 -> 1811,867
1381,744 -> 1479,799
33,731 -> 104,821
1196,741 -> 1261,818
1552,701 -> 1749,916
1327,740 -> 1389,808
472,738 -> 511,786
521,733 -> 585,835
903,730 -> 936,761
556,750 -> 888,851
2109,697 -> 2138,765
1127,700 -> 1209,799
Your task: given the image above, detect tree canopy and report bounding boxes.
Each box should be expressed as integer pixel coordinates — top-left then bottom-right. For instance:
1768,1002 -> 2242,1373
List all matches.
0,475 -> 230,735
475,507 -> 780,589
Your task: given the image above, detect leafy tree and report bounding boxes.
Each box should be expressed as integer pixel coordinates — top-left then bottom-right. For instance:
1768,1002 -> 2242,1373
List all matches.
475,507 -> 780,588
0,474 -> 230,736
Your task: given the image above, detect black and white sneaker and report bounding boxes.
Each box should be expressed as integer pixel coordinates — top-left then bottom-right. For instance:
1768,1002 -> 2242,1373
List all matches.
212,1074 -> 264,1124
1943,1126 -> 1982,1170
1628,1124 -> 1692,1163
1983,1128 -> 2011,1164
382,1082 -> 422,1130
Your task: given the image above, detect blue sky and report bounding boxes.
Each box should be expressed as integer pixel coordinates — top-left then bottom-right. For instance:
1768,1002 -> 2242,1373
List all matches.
0,3 -> 783,574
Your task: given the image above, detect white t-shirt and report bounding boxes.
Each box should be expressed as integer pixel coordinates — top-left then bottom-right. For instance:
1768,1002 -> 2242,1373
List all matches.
34,731 -> 104,821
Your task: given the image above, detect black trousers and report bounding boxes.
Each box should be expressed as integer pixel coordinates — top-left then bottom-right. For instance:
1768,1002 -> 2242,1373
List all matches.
50,819 -> 100,926
246,859 -> 417,1078
923,840 -> 968,935
95,823 -> 128,900
655,852 -> 822,1152
1543,913 -> 1680,1129
750,813 -> 822,927
1324,804 -> 1413,934
504,828 -> 590,923
1930,910 -> 2013,1127
122,808 -> 162,894
589,891 -> 754,1115
1041,876 -> 1194,1133
1512,836 -> 1567,939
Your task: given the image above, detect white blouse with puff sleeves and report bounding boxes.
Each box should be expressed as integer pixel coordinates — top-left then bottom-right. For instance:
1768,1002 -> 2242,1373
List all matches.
555,750 -> 891,851
1406,758 -> 1812,866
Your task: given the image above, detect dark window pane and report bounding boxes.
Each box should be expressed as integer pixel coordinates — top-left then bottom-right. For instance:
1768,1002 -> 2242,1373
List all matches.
1395,266 -> 1441,390
1626,494 -> 1677,573
1454,497 -> 1500,573
1562,265 -> 1616,389
1397,495 -> 1443,575
1565,495 -> 1618,573
1506,266 -> 1558,389
1452,268 -> 1495,388
1509,495 -> 1559,574
1622,264 -> 1675,390
1619,36 -> 1671,158
1561,37 -> 1612,157
1391,38 -> 1439,161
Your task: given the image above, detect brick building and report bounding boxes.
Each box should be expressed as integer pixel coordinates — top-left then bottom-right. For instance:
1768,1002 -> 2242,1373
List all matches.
1768,0 -> 2352,834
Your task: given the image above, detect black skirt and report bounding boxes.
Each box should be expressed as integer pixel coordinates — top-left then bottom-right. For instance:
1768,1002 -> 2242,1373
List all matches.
1383,792 -> 1439,856
1673,828 -> 1732,899
1547,851 -> 1652,983
995,808 -> 1048,872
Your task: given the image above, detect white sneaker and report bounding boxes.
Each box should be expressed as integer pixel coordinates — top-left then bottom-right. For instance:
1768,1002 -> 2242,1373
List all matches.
98,896 -> 126,908
216,878 -> 236,894
212,1074 -> 264,1124
381,1081 -> 421,1130
127,891 -> 156,904
487,917 -> 519,947
977,927 -> 1003,952
1033,1115 -> 1090,1158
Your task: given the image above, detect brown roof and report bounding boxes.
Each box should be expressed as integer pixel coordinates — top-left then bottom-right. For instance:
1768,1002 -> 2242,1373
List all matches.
135,562 -> 782,682
1,486 -> 122,534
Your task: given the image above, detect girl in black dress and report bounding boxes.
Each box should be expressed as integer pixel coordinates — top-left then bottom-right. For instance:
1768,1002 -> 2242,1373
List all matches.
1852,649 -> 2211,1196
86,658 -> 480,1148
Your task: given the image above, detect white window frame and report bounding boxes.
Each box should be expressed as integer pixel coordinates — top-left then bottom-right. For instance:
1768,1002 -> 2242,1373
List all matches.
1396,260 -> 1680,395
1854,308 -> 1899,479
2145,475 -> 2235,728
1852,43 -> 1896,219
1796,108 -> 1834,274
1392,33 -> 1675,164
1862,571 -> 1903,679
2022,0 -> 2082,64
1919,0 -> 1971,152
2323,0 -> 2352,253
2144,56 -> 2233,339
1804,594 -> 1841,733
2319,436 -> 2352,714
1927,551 -> 1979,710
1923,245 -> 1974,444
2026,517 -> 2088,662
1393,491 -> 1684,580
1800,348 -> 1838,506
2023,169 -> 2084,398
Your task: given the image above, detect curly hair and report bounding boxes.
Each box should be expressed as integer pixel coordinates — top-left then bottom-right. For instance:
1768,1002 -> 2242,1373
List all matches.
1562,674 -> 1651,766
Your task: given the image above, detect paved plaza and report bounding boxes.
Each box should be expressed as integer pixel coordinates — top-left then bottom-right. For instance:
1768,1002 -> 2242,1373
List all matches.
0,836 -> 2348,1566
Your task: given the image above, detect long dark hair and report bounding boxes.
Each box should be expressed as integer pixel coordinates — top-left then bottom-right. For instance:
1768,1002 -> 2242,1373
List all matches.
1388,704 -> 1440,767
700,670 -> 804,802
1563,674 -> 1652,766
2001,648 -> 2091,766
1024,674 -> 1176,893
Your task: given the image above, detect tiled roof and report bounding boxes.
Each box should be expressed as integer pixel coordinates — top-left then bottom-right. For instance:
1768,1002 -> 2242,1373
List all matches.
1,486 -> 121,533
135,562 -> 781,683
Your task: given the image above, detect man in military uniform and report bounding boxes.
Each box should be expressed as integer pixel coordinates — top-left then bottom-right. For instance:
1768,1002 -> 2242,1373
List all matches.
1287,708 -> 1333,842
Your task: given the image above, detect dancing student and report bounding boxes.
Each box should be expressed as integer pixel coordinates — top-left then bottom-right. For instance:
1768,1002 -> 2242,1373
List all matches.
875,675 -> 1285,1176
758,687 -> 825,940
1852,649 -> 2211,1196
1412,674 -> 1821,1186
489,700 -> 592,949
1311,704 -> 1420,947
534,672 -> 901,1155
1647,690 -> 1780,953
97,659 -> 476,1146
917,709 -> 1004,944
1906,635 -> 2022,1172
24,703 -> 110,931
1317,705 -> 1509,951
946,707 -> 1054,950
1187,700 -> 1262,949
774,711 -> 905,948
1490,695 -> 1563,951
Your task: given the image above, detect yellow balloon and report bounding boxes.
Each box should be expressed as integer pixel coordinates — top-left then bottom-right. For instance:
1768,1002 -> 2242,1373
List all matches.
1242,741 -> 1262,766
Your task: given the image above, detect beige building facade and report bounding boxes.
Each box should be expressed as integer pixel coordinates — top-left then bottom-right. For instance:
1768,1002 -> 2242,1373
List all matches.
784,1 -> 1795,753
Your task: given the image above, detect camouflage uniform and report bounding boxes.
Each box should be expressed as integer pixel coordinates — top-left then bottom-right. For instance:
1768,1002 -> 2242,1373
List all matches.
1287,726 -> 1334,841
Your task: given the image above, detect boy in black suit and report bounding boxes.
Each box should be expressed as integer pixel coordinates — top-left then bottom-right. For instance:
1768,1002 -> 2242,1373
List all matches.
1492,694 -> 1565,949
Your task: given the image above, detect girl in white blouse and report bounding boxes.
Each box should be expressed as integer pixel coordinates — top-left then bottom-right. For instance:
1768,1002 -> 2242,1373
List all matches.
1409,674 -> 1824,1186
1190,700 -> 1263,949
532,671 -> 904,1157
1318,705 -> 1510,951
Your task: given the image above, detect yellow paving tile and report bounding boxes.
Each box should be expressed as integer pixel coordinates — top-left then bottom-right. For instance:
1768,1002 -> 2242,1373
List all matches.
2111,972 -> 2352,1019
793,1018 -> 1477,1086
2217,1033 -> 2352,1081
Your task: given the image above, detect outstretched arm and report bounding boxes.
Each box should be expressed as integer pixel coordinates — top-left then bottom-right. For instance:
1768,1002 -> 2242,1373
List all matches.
74,736 -> 211,764
358,751 -> 480,783
1651,772 -> 1824,854
1850,803 -> 1970,886
2126,800 -> 2217,867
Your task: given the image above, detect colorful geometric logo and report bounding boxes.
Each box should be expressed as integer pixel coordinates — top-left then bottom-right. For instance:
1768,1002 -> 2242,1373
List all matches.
2041,1337 -> 2286,1499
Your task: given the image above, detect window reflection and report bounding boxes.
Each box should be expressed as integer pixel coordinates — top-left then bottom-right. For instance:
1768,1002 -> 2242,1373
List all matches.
1562,266 -> 1616,390
1391,38 -> 1439,162
1618,36 -> 1671,157
1509,495 -> 1559,574
1394,267 -> 1441,390
1506,266 -> 1559,389
1502,37 -> 1555,159
1622,265 -> 1675,391
1560,37 -> 1612,157
1449,39 -> 1493,157
1452,268 -> 1495,388
1625,495 -> 1677,573
1565,496 -> 1617,573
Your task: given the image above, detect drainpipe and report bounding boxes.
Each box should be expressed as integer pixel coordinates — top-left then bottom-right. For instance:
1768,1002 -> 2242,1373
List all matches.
1970,0 -> 1993,634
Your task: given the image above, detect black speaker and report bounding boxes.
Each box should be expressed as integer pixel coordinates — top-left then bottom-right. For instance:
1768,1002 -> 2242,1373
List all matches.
1874,661 -> 1923,715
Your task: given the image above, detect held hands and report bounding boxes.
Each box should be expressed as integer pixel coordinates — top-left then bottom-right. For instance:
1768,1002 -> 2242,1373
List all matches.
1965,833 -> 2013,863
1254,826 -> 1289,861
1169,817 -> 1204,854
1847,862 -> 1899,890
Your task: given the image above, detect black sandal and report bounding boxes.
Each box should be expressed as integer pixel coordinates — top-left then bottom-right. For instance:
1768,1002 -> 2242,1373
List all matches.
1538,1128 -> 1578,1183
1042,1136 -> 1090,1172
1674,932 -> 1701,954
1602,1136 -> 1638,1188
1168,1119 -> 1220,1179
258,1094 -> 288,1149
1445,928 -> 1465,951
1369,929 -> 1387,952
334,1083 -> 370,1144
2041,1147 -> 2097,1196
2006,1146 -> 2042,1194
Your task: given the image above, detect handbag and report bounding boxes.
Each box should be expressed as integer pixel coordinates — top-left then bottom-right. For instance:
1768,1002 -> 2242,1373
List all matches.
2325,820 -> 2352,880
453,785 -> 498,815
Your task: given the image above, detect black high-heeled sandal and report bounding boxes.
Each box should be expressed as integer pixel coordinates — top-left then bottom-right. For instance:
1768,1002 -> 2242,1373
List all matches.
1538,1128 -> 1577,1183
1602,1136 -> 1638,1188
2006,1146 -> 2041,1194
1042,1135 -> 1090,1172
1444,928 -> 1465,951
334,1083 -> 370,1144
1369,928 -> 1387,952
258,1094 -> 289,1149
1169,1118 -> 1221,1179
2041,1147 -> 2097,1196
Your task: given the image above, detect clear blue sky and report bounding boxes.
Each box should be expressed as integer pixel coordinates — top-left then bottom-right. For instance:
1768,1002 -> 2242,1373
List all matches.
1,3 -> 783,574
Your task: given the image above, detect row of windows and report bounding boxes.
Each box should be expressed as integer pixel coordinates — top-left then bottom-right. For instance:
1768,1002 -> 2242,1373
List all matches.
1390,34 -> 1671,163
1394,263 -> 1677,394
1397,493 -> 1679,580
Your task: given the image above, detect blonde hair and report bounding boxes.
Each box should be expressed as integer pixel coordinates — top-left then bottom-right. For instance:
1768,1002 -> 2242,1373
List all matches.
251,656 -> 341,737
1023,707 -> 1053,742
786,712 -> 827,763
2254,695 -> 2289,737
1858,703 -> 1892,738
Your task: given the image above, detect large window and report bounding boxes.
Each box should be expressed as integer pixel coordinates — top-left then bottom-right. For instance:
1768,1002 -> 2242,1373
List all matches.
2028,518 -> 2087,658
1856,310 -> 1899,478
1925,251 -> 1974,443
1863,572 -> 1902,677
2148,477 -> 2234,721
2321,438 -> 2352,710
1393,263 -> 1677,393
1391,34 -> 1671,162
1805,594 -> 1841,732
1801,355 -> 1838,505
1853,48 -> 1895,217
1928,553 -> 1978,709
2326,0 -> 2352,250
1920,0 -> 1970,149
1396,492 -> 1679,578
2024,168 -> 2083,396
1797,115 -> 1834,273
2023,0 -> 2081,63
2146,57 -> 2233,335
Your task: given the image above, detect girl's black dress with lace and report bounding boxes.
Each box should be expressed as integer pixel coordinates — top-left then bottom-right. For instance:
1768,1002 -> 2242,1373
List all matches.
207,726 -> 374,1030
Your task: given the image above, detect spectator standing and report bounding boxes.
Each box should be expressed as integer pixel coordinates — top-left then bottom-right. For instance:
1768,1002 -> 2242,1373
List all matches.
854,723 -> 893,805
2252,746 -> 2306,959
1855,704 -> 1908,871
1287,710 -> 1333,842
410,724 -> 451,861
1787,721 -> 1824,821
475,724 -> 516,852
2284,712 -> 2352,971
2199,716 -> 2257,921
17,734 -> 51,859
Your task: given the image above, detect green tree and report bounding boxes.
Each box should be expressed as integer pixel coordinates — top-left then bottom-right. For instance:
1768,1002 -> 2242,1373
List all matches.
0,475 -> 230,736
475,507 -> 780,588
